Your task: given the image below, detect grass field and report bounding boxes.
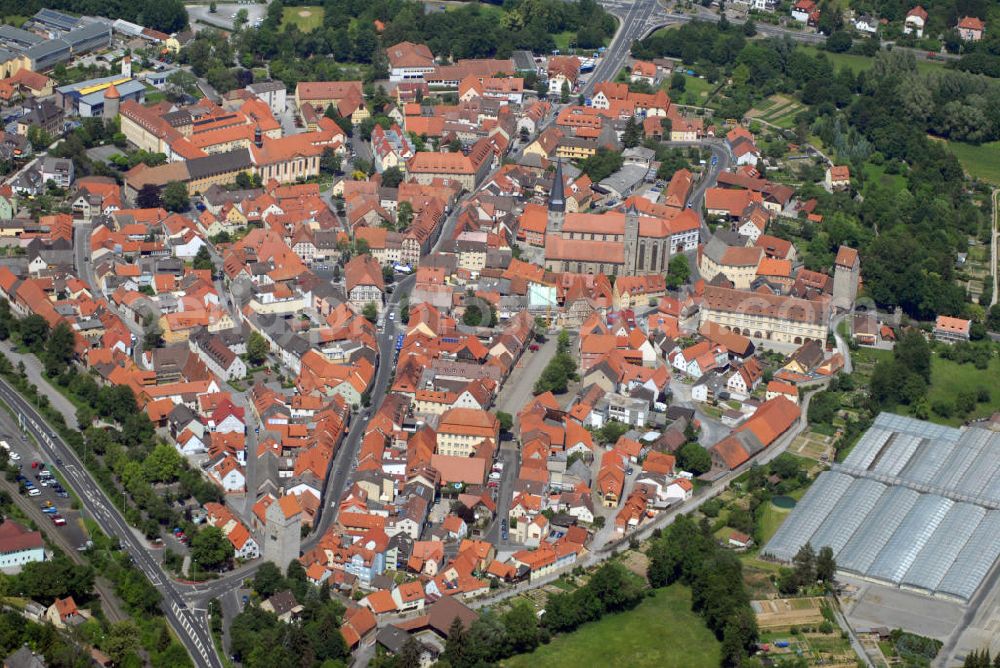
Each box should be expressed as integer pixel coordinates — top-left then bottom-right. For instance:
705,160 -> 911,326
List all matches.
945,140 -> 1000,185
798,46 -> 946,75
503,585 -> 720,668
281,6 -> 324,32
675,75 -> 716,104
926,355 -> 1000,425
862,163 -> 908,194
759,500 -> 793,543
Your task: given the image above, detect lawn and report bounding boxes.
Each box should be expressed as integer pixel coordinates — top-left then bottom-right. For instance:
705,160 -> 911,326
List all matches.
502,585 -> 720,668
798,46 -> 946,75
759,500 -> 794,543
553,30 -> 607,53
926,354 -> 1000,425
945,140 -> 1000,185
281,6 -> 324,32
664,74 -> 716,105
862,163 -> 908,194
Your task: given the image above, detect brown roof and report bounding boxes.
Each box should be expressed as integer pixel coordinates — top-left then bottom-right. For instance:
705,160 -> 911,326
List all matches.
345,254 -> 385,292
544,237 -> 624,264
296,81 -> 364,102
834,245 -> 859,268
703,286 -> 829,326
0,520 -> 43,553
387,41 -> 435,69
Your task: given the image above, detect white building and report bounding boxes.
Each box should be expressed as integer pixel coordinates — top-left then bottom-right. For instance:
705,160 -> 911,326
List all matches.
247,81 -> 288,117
0,521 -> 45,571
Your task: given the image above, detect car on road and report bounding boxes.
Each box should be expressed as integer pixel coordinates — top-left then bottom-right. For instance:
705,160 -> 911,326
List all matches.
529,344 -> 539,351
51,515 -> 66,526
388,311 -> 395,321
711,155 -> 718,166
488,480 -> 498,488
8,451 -> 19,461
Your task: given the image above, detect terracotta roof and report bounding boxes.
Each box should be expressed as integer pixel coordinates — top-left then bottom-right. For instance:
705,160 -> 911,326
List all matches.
958,15 -> 985,30
935,315 -> 971,334
703,286 -> 829,326
834,245 -> 859,268
387,41 -> 435,69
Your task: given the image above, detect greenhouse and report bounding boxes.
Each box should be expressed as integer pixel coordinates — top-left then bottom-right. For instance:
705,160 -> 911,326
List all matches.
763,414 -> 1000,602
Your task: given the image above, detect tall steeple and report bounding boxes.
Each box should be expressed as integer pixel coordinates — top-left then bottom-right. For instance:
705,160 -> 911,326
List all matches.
547,159 -> 566,235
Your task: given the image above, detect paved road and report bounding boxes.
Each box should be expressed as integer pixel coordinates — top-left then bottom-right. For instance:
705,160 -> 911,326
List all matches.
0,379 -> 222,668
303,272 -> 416,548
991,189 -> 998,308
74,222 -> 145,365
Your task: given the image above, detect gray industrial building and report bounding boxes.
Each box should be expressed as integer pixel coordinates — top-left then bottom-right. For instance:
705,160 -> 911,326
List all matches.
764,413 -> 1000,603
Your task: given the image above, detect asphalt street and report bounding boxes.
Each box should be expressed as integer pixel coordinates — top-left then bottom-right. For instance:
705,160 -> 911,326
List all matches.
0,379 -> 223,668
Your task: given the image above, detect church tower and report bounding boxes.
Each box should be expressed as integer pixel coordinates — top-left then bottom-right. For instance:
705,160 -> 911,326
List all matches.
623,202 -> 640,274
547,159 -> 566,236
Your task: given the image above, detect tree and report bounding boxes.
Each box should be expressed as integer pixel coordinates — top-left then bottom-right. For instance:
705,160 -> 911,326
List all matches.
106,620 -> 141,665
581,147 -> 624,182
743,18 -> 757,36
193,246 -> 213,271
503,601 -> 540,654
161,181 -> 190,212
792,542 -> 816,588
362,302 -> 378,323
136,184 -> 162,209
247,331 -> 269,366
381,166 -> 404,188
666,254 -> 690,288
319,147 -> 341,175
826,31 -> 852,53
677,442 -> 711,475
191,526 -> 234,570
397,636 -> 424,668
442,617 -> 467,667
496,411 -> 513,433
816,546 -> 836,584
622,116 -> 641,148
252,562 -> 285,598
670,72 -> 686,92
235,8 -> 249,28
44,321 -> 76,371
560,80 -> 570,103
19,314 -> 48,352
988,304 -> 1000,332
396,201 -> 414,230
209,1 -> 217,12
463,304 -> 485,327
143,443 -> 184,482
894,330 -> 931,384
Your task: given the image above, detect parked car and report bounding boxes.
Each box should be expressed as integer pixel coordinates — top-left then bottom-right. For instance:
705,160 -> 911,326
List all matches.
51,515 -> 66,526
529,344 -> 540,352
8,451 -> 20,461
27,488 -> 40,497
42,506 -> 58,515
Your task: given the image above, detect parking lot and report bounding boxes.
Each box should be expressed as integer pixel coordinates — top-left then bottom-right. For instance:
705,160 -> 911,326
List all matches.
0,409 -> 89,552
186,2 -> 268,32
